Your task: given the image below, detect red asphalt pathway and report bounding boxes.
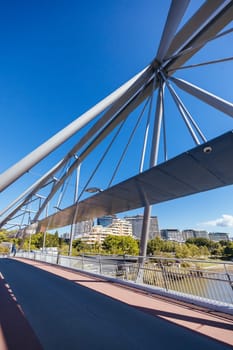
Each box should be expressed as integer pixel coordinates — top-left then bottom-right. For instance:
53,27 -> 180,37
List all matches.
0,257 -> 232,349
0,268 -> 42,349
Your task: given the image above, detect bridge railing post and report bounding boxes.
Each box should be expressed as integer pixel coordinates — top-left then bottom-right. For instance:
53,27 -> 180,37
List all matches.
99,255 -> 102,274
56,252 -> 60,265
136,256 -> 145,284
224,263 -> 233,292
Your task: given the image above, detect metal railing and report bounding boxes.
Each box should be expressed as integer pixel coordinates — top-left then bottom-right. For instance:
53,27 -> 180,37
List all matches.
15,251 -> 233,307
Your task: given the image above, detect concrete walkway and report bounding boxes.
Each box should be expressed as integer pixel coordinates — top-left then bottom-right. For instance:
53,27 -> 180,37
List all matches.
0,258 -> 232,350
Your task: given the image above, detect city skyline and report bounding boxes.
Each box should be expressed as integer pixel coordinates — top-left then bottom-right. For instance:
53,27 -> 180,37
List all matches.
0,1 -> 232,237
72,214 -> 231,243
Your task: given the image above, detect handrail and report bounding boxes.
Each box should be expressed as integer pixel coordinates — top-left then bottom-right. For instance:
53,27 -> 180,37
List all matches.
14,251 -> 233,310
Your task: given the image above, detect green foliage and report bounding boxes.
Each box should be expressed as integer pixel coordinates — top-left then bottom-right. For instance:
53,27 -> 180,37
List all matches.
147,237 -> 163,255
22,232 -> 60,250
72,239 -> 89,253
186,237 -> 212,248
223,241 -> 233,257
59,243 -> 69,255
161,240 -> 176,253
185,237 -> 224,256
0,230 -> 21,252
186,244 -> 200,257
0,229 -> 18,241
175,244 -> 190,258
199,245 -> 210,257
210,242 -> 223,256
0,245 -> 9,254
0,232 -> 6,243
102,235 -> 139,255
147,236 -> 213,259
147,237 -> 177,256
219,240 -> 229,246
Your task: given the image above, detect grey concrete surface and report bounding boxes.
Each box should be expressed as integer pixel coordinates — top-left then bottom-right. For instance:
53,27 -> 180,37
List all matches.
0,258 -> 232,350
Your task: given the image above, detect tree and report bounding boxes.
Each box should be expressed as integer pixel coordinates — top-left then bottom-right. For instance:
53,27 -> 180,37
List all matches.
186,237 -> 211,248
22,232 -> 60,250
199,245 -> 209,257
161,240 -> 177,253
147,237 -> 163,255
0,232 -> 6,243
219,240 -> 229,246
72,239 -> 89,252
223,242 -> 233,258
185,237 -> 222,255
0,245 -> 9,254
210,242 -> 223,256
186,244 -> 200,257
175,244 -> 190,258
102,235 -> 139,255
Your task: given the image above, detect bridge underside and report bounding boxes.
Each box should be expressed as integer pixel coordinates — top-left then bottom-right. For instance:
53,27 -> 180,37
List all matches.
38,131 -> 233,231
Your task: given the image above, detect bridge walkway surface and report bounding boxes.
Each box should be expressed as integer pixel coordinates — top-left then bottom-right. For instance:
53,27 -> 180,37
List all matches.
0,258 -> 232,350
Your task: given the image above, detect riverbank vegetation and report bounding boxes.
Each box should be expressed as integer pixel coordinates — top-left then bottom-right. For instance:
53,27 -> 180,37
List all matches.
147,237 -> 233,260
1,229 -> 233,260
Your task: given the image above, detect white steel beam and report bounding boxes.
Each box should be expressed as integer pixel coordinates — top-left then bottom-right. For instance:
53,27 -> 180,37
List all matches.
165,0 -> 226,59
0,159 -> 64,219
0,64 -> 152,216
170,77 -> 233,118
1,71 -> 156,226
156,0 -> 190,62
165,1 -> 233,74
0,66 -> 151,192
140,82 -> 165,258
33,75 -> 157,221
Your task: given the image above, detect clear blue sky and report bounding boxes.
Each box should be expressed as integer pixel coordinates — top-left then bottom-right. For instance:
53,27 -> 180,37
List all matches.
0,0 -> 233,236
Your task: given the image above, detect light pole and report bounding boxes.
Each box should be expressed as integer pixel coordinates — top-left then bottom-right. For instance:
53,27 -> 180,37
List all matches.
25,223 -> 37,252
68,164 -> 81,256
85,187 -> 103,255
85,187 -> 103,194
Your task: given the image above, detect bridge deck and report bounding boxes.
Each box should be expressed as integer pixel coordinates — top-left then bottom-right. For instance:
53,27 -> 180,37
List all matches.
38,131 -> 233,231
0,258 -> 232,350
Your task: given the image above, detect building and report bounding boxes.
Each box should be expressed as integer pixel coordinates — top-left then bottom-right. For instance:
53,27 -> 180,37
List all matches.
81,218 -> 133,245
124,215 -> 160,239
194,230 -> 209,239
60,232 -> 70,240
182,229 -> 209,240
209,232 -> 229,242
160,229 -> 183,242
182,229 -> 196,240
109,218 -> 132,236
74,220 -> 94,238
97,215 -> 117,227
81,225 -> 111,245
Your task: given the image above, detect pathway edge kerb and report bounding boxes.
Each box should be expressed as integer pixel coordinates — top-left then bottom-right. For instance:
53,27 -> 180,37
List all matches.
14,257 -> 233,320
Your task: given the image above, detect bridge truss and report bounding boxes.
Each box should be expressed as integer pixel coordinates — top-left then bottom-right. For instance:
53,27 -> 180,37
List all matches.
0,0 -> 233,255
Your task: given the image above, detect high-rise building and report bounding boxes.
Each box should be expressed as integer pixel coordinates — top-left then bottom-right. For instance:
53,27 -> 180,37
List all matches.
109,218 -> 132,236
74,220 -> 93,238
209,232 -> 229,241
182,229 -> 196,240
124,214 -> 160,239
81,218 -> 133,245
160,229 -> 183,242
194,230 -> 209,239
97,215 -> 117,227
182,229 -> 209,240
81,225 -> 112,245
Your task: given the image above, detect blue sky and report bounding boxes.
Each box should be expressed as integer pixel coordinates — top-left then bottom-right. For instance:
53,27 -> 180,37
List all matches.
0,1 -> 233,236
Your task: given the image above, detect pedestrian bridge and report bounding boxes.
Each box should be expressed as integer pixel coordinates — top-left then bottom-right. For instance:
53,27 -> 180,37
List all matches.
0,2 -> 233,347
0,0 -> 233,253
0,257 -> 232,349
